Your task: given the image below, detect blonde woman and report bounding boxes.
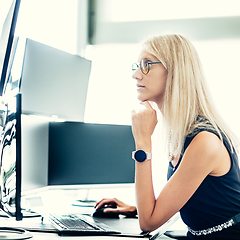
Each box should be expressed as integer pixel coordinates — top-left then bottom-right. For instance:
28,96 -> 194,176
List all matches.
95,34 -> 240,239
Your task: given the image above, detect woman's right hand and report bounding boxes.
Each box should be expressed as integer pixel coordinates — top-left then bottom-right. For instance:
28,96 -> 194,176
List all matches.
131,101 -> 158,150
94,198 -> 137,217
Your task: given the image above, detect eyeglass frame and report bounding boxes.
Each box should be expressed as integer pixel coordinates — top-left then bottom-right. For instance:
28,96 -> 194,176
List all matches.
132,59 -> 162,75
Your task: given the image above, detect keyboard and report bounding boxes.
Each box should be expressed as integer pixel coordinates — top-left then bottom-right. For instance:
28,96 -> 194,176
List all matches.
48,213 -> 121,236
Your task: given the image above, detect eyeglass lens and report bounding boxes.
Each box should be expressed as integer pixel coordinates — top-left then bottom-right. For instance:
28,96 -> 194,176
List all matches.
132,63 -> 138,72
140,59 -> 149,74
132,59 -> 149,74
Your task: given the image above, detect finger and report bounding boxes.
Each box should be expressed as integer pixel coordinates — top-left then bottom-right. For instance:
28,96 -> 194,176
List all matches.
104,208 -> 120,214
142,101 -> 154,110
95,199 -> 116,209
113,198 -> 125,206
131,110 -> 136,117
95,199 -> 109,208
94,200 -> 103,208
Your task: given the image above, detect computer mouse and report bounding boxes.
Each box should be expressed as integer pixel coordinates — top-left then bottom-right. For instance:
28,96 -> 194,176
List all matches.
92,206 -> 119,218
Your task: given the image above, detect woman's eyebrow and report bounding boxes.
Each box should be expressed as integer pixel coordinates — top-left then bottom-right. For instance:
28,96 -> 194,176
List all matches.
141,58 -> 152,62
145,56 -> 158,62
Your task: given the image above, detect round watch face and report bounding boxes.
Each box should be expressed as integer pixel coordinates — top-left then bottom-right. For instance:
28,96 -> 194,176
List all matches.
134,150 -> 147,162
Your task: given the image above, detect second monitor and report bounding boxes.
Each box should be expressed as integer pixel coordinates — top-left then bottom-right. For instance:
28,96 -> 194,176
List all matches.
48,122 -> 135,186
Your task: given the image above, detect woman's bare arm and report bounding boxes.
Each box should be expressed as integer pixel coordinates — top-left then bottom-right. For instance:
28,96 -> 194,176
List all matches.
132,102 -> 230,232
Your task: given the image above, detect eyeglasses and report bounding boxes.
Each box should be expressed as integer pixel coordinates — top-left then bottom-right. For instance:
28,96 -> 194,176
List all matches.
132,59 -> 162,75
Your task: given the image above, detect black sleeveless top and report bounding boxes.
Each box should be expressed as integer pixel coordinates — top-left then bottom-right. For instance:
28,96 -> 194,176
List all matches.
167,126 -> 240,239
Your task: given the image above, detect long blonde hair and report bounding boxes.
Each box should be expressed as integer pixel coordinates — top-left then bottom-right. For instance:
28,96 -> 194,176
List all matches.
142,34 -> 238,154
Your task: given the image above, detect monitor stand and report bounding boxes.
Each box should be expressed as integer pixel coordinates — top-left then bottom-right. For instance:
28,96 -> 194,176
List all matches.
21,209 -> 41,218
0,208 -> 41,218
73,189 -> 97,207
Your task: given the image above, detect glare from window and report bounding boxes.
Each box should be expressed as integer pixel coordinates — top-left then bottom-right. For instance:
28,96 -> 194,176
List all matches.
84,44 -> 141,125
16,0 -> 78,54
84,39 -> 240,192
107,0 -> 240,22
84,39 -> 240,141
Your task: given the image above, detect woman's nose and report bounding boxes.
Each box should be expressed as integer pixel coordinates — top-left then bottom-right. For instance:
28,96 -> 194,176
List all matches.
132,68 -> 142,80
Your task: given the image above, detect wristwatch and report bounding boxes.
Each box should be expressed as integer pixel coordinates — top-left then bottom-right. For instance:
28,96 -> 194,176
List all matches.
132,150 -> 152,162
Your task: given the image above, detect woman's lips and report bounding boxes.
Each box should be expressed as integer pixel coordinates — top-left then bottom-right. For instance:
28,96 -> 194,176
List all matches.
137,84 -> 145,89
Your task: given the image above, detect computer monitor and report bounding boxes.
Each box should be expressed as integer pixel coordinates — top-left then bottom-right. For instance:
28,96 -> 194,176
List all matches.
3,37 -> 26,97
0,0 -> 21,96
0,93 -> 22,220
48,122 -> 135,187
20,38 -> 91,122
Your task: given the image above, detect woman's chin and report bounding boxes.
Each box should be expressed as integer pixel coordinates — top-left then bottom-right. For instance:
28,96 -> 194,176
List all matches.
137,94 -> 147,102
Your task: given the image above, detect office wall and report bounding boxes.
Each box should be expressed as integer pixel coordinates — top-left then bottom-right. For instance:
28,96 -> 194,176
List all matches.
85,1 -> 240,128
90,0 -> 240,44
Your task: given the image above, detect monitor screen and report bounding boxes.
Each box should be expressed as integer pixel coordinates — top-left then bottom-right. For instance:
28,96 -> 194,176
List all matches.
0,93 -> 43,220
0,94 -> 22,220
20,38 -> 91,121
48,122 -> 135,186
4,37 -> 26,97
0,93 -> 22,220
0,0 -> 21,96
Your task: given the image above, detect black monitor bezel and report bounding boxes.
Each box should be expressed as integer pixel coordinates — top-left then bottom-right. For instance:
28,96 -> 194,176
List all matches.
15,93 -> 22,220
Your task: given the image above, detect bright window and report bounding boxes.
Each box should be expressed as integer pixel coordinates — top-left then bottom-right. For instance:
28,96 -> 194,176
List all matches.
16,0 -> 78,54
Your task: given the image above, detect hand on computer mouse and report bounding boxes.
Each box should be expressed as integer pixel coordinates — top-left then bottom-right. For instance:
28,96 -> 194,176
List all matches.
94,198 -> 137,218
93,206 -> 119,218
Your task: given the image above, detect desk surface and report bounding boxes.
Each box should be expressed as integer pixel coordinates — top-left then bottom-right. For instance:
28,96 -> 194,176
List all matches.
1,186 -> 186,239
0,216 -> 177,240
29,232 -> 174,240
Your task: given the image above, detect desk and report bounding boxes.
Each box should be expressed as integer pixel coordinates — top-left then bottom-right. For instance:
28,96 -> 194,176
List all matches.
23,232 -> 174,240
0,216 -> 177,240
2,186 -> 186,239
